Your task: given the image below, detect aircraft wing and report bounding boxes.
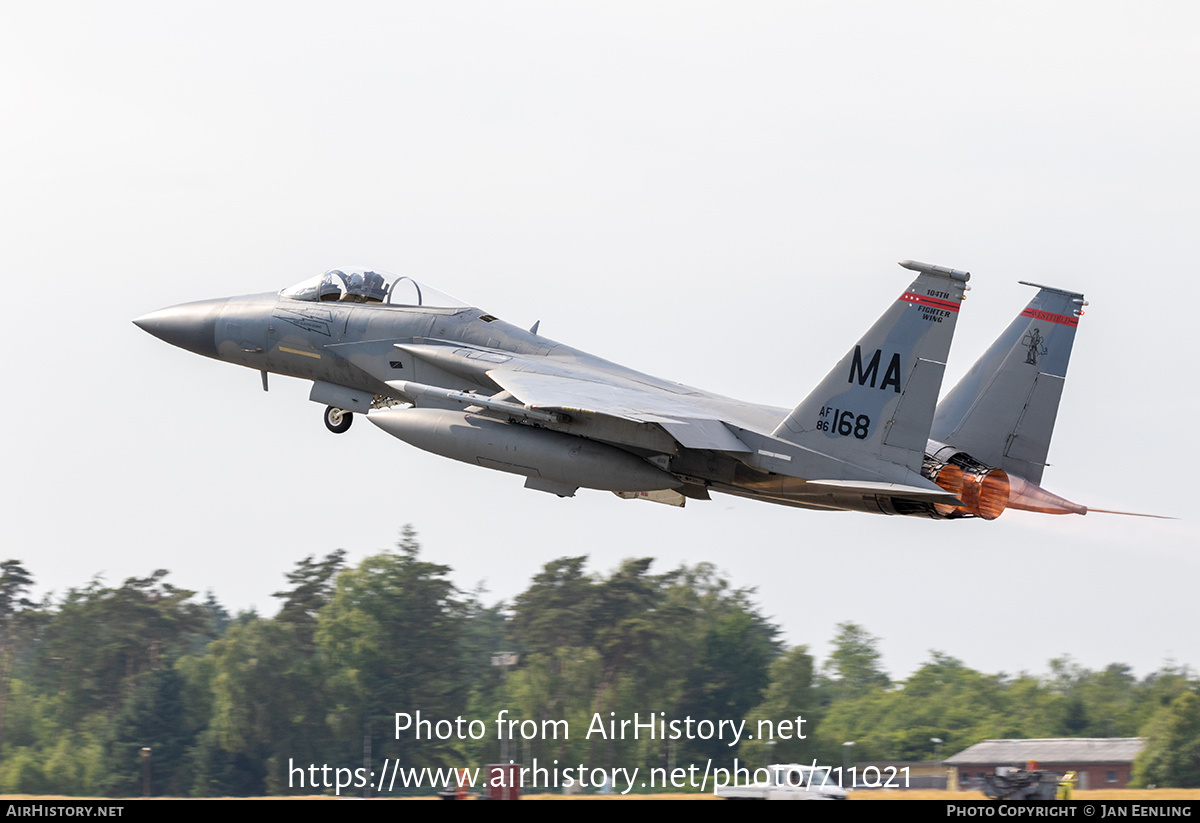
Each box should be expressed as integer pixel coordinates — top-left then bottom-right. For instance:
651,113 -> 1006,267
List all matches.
487,367 -> 754,452
374,341 -> 757,453
487,366 -> 958,501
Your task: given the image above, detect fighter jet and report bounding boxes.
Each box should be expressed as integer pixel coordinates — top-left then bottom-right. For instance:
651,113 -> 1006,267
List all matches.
133,261 -> 1099,519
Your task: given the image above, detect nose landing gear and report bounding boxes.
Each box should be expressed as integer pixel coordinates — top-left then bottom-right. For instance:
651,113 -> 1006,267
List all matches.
324,406 -> 353,434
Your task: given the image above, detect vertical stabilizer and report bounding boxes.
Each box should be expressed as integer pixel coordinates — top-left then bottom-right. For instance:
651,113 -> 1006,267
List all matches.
773,261 -> 969,474
930,282 -> 1086,484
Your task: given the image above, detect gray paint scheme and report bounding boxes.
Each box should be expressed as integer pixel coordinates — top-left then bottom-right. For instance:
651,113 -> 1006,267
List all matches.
930,283 -> 1086,485
133,262 -> 1089,520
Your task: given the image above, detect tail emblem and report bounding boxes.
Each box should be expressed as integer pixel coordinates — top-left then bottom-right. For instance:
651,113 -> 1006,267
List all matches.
1022,327 -> 1047,365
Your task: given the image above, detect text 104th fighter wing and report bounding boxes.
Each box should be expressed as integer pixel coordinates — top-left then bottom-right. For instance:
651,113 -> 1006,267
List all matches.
133,261 -> 1141,520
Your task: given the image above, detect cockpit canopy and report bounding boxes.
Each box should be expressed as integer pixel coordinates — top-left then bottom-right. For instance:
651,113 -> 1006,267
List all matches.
281,268 -> 470,308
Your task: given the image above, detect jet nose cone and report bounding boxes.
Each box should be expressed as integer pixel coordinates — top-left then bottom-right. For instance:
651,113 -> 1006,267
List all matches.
133,297 -> 228,359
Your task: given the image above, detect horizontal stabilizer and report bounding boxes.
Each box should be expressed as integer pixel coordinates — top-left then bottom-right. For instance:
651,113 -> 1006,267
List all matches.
805,479 -> 963,506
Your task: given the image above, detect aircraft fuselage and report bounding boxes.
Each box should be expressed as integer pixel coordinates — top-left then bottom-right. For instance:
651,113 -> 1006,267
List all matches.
135,263 -> 1090,519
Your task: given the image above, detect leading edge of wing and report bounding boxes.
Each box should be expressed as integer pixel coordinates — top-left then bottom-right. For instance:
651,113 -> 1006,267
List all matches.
487,367 -> 753,452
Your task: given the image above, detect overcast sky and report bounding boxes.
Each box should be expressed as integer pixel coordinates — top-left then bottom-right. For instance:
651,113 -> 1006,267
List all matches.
3,1 -> 1197,683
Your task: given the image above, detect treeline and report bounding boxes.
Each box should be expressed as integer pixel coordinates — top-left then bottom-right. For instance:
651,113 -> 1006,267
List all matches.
0,532 -> 1197,795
